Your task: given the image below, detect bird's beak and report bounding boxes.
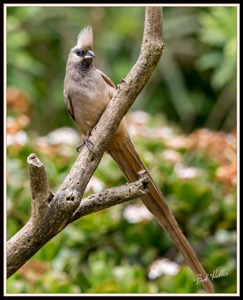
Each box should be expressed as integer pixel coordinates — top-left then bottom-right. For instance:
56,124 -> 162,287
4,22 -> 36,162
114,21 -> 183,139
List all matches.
84,49 -> 96,60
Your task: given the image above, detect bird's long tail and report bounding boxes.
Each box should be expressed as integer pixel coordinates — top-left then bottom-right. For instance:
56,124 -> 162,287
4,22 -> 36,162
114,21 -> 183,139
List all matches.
107,132 -> 214,293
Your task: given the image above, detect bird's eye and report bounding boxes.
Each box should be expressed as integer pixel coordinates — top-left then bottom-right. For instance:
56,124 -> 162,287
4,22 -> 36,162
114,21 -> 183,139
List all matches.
75,49 -> 84,56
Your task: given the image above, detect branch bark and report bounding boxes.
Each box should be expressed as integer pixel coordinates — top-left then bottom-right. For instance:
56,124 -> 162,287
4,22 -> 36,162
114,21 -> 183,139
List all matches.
70,170 -> 149,222
7,7 -> 164,278
7,155 -> 149,278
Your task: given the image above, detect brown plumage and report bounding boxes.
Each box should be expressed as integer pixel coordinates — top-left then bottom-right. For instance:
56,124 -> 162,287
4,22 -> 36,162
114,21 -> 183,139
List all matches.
64,26 -> 214,293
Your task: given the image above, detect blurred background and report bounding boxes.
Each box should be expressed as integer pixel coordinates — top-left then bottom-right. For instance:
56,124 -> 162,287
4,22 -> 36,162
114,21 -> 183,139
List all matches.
6,5 -> 237,294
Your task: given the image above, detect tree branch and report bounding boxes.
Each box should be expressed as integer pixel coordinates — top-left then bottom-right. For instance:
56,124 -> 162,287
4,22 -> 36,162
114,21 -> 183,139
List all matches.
71,170 -> 149,222
28,153 -> 54,221
7,155 -> 149,278
7,7 -> 164,278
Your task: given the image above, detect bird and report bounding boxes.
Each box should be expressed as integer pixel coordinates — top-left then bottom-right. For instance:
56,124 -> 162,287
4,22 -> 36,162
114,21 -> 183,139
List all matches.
64,26 -> 214,293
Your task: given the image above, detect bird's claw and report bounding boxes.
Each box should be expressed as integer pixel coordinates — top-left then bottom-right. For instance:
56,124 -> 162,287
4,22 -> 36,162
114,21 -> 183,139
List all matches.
76,131 -> 94,153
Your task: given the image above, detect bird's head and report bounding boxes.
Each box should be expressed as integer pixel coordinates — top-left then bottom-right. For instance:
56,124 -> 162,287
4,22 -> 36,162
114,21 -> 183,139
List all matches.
69,26 -> 96,66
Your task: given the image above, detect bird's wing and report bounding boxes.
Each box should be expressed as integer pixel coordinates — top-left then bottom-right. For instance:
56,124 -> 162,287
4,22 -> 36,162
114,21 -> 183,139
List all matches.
64,93 -> 76,121
97,68 -> 116,89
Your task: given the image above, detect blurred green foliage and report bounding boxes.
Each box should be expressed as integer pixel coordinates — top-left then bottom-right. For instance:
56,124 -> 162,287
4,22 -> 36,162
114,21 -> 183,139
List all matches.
6,5 -> 237,295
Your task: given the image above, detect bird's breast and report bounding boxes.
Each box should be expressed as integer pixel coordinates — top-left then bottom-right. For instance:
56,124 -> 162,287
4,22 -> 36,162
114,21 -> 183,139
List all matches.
69,77 -> 111,134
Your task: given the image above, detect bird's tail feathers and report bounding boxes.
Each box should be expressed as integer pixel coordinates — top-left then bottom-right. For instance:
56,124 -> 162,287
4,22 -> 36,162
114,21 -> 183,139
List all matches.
107,134 -> 214,293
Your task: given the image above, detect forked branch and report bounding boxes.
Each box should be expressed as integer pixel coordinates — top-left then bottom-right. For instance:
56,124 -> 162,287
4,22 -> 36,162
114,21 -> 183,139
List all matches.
7,7 -> 164,278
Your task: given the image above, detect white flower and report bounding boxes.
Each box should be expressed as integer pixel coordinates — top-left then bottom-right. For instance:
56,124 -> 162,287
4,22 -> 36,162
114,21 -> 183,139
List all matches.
148,258 -> 180,280
123,204 -> 153,223
7,130 -> 28,146
174,163 -> 201,179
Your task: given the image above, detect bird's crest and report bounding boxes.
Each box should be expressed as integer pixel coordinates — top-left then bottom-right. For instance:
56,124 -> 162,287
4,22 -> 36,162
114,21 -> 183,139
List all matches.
77,26 -> 93,50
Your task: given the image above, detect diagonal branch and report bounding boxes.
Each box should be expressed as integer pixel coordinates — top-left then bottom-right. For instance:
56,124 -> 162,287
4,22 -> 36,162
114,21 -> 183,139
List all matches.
7,7 -> 164,278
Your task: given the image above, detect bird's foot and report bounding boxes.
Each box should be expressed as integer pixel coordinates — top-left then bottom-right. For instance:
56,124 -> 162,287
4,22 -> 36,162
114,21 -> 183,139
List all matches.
76,130 -> 94,153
